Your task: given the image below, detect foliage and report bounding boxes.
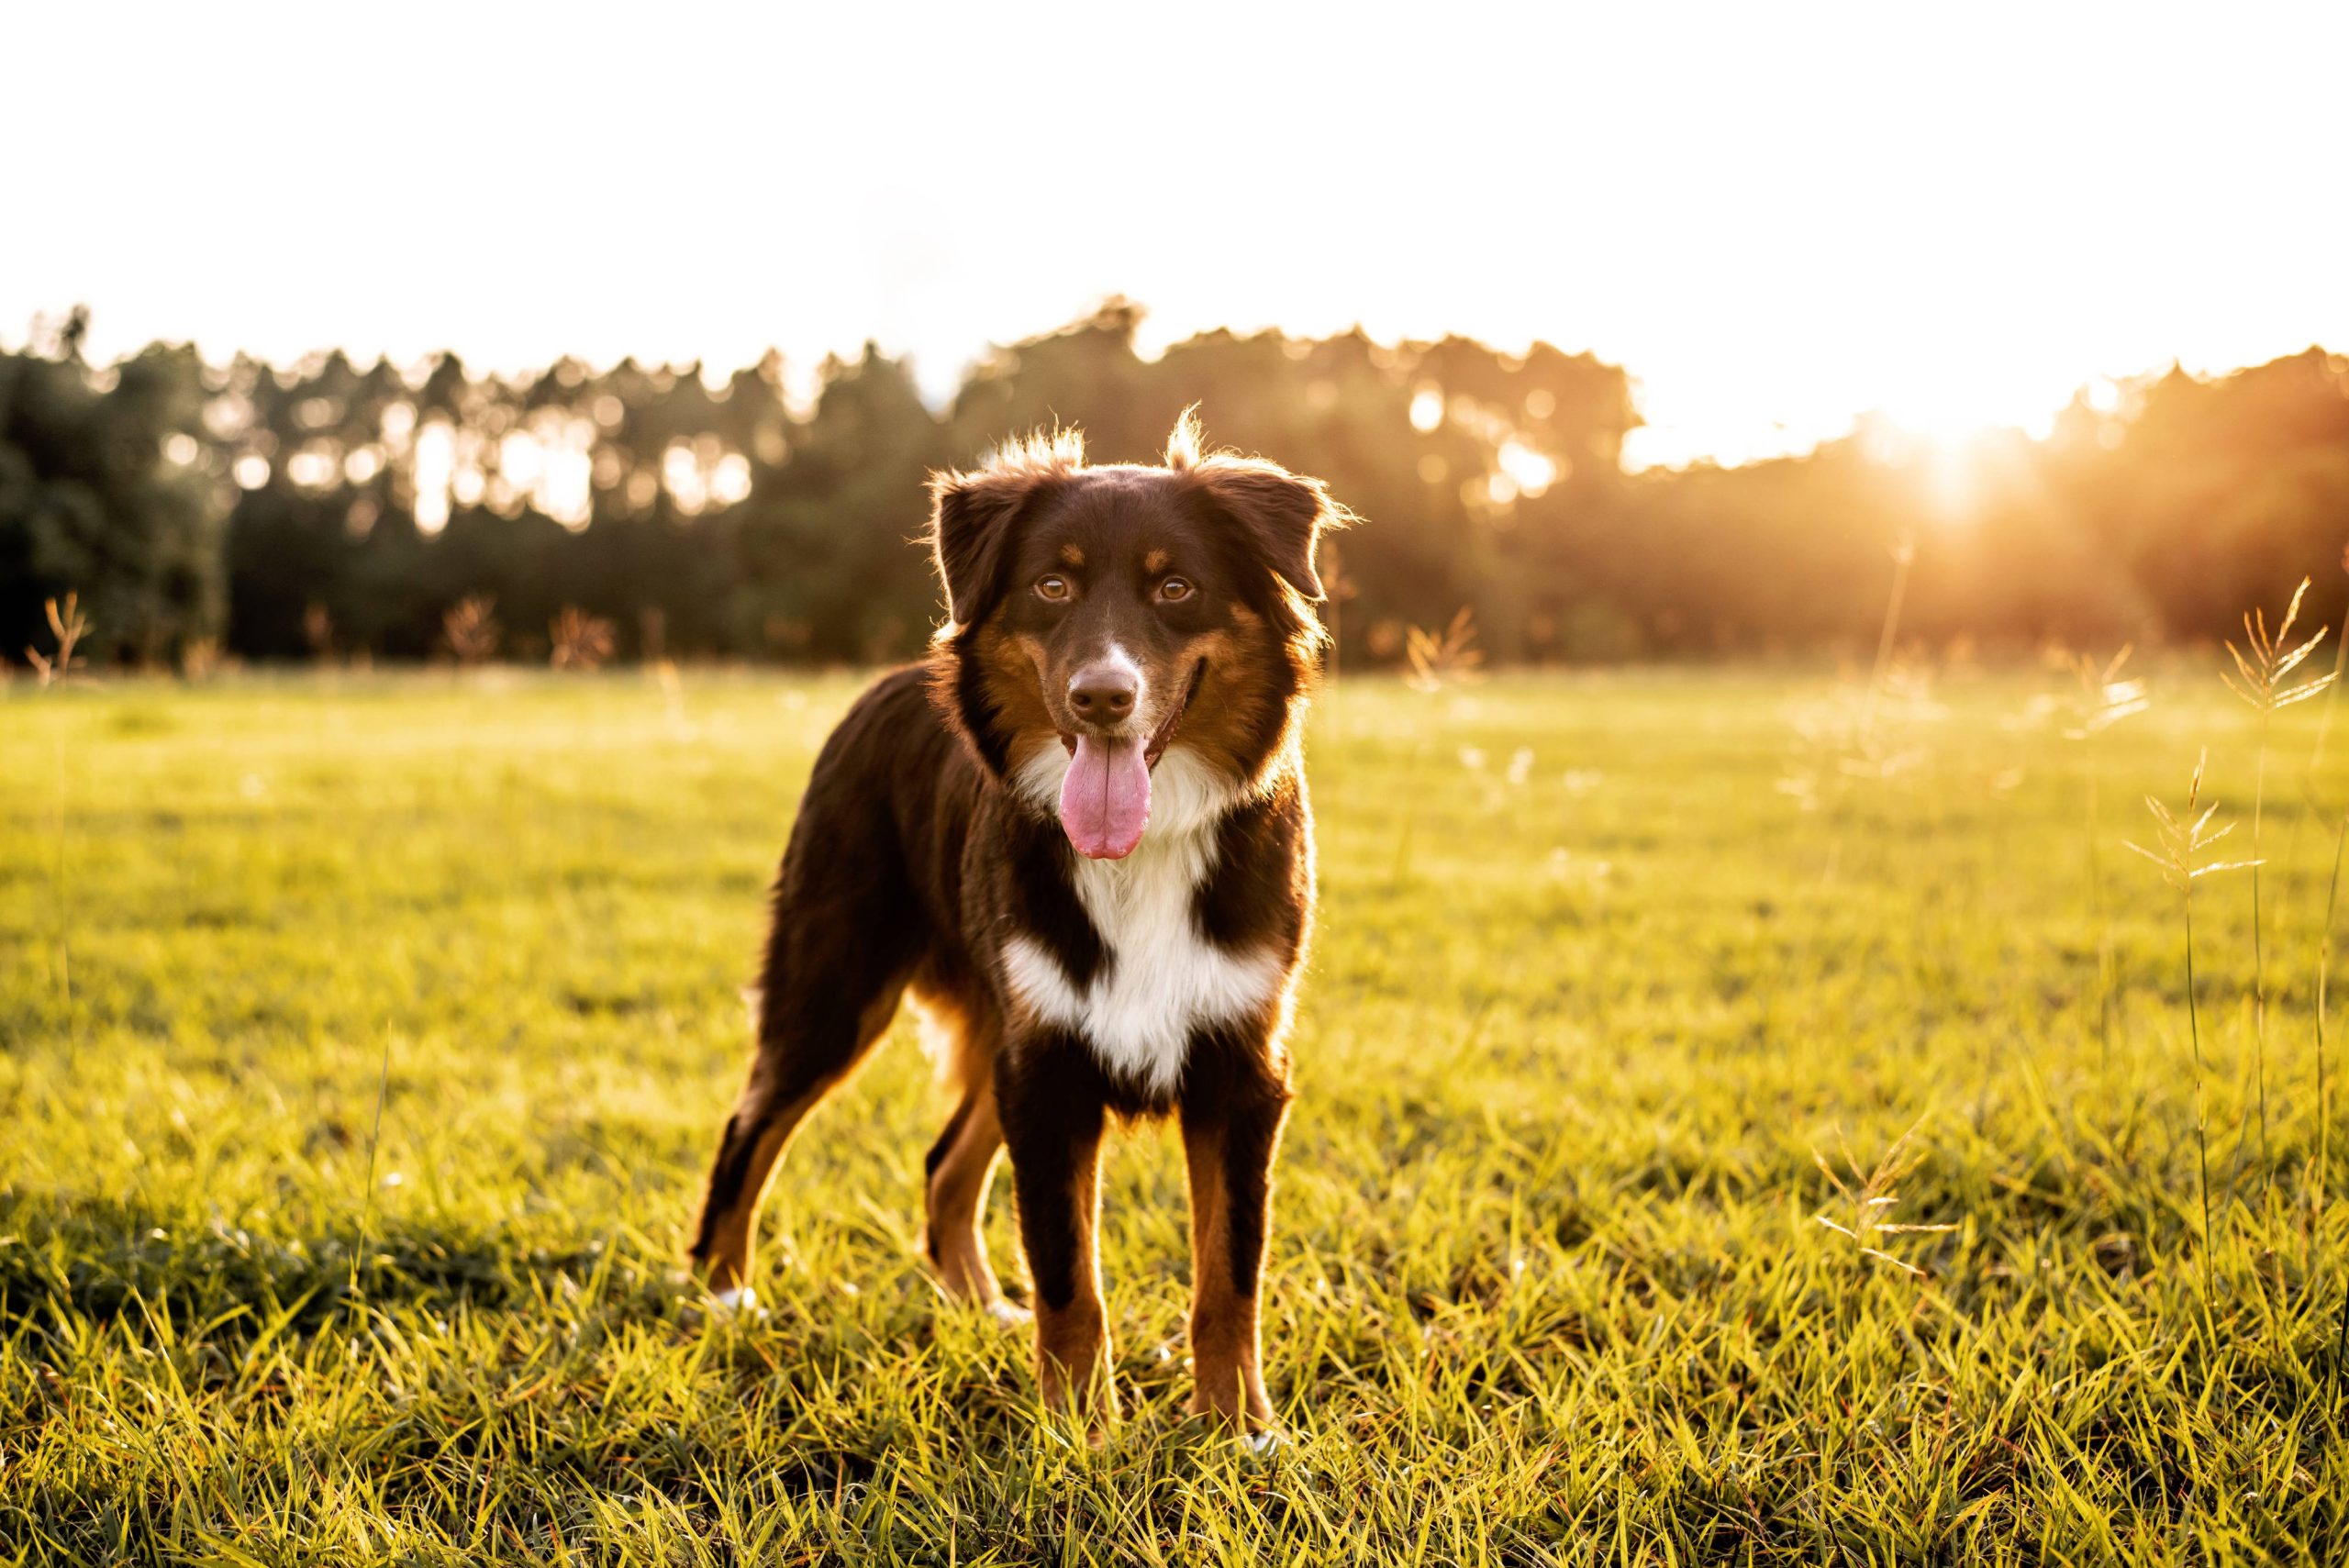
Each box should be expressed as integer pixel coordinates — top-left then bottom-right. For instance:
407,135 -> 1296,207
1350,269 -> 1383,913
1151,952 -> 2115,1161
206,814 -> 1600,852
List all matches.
10,304 -> 2349,671
0,310 -> 224,665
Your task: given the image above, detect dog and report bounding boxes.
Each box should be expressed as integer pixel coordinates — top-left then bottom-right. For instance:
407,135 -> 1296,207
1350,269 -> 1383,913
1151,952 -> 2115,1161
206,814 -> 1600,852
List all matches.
687,413 -> 1350,1439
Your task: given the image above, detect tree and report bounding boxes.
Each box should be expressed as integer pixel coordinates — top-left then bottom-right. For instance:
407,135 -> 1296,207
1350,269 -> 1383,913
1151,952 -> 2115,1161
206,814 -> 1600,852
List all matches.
1,313 -> 225,664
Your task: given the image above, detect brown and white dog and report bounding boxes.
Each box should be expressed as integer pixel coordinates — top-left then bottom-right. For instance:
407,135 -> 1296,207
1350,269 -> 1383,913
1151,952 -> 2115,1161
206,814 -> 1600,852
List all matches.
687,415 -> 1349,1440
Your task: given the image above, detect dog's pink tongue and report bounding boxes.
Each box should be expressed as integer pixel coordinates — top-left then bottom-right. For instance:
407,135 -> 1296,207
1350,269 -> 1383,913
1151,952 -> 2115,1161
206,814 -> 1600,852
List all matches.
1059,735 -> 1152,859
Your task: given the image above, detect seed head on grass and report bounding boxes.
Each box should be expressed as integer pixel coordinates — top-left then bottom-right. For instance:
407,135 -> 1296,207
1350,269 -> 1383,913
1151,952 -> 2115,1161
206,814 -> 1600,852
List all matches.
1776,661 -> 1939,813
1810,1120 -> 1958,1279
2058,644 -> 2149,740
2125,751 -> 2258,892
2222,577 -> 2334,715
442,595 -> 502,664
1403,606 -> 1484,694
25,594 -> 91,687
550,606 -> 616,671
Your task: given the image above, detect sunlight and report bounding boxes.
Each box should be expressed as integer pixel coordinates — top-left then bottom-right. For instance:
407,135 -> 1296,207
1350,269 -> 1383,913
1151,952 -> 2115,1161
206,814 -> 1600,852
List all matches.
1854,412 -> 2008,522
10,6 -> 2344,475
412,421 -> 452,534
1915,430 -> 1983,519
1880,381 -> 2040,448
1496,439 -> 1557,498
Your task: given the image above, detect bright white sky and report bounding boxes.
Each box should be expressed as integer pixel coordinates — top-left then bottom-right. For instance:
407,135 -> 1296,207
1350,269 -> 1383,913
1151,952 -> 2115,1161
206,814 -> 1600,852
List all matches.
5,1 -> 2343,469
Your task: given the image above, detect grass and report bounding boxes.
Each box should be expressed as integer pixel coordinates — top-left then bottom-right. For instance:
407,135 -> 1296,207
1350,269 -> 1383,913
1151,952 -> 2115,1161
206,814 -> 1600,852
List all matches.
3,662 -> 2347,1563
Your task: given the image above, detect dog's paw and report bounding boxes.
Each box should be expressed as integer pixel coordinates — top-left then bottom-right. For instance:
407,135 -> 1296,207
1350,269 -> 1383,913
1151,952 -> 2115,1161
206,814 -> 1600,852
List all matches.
985,1298 -> 1035,1328
1237,1429 -> 1286,1461
707,1284 -> 769,1324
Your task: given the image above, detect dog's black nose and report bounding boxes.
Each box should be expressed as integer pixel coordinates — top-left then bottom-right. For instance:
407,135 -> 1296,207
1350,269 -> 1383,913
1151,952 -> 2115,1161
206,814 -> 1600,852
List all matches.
1067,665 -> 1138,723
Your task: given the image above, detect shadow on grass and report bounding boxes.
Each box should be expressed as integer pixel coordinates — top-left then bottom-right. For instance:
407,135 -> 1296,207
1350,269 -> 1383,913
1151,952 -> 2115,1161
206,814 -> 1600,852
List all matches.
0,1188 -> 662,1340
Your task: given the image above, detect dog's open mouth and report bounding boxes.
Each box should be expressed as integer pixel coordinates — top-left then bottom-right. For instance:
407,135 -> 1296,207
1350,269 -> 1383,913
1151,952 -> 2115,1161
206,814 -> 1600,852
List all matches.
1055,662 -> 1204,861
1145,659 -> 1204,767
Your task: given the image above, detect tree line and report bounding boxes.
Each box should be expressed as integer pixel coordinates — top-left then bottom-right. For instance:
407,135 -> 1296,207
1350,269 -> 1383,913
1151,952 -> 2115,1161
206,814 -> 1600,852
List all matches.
6,300 -> 2347,671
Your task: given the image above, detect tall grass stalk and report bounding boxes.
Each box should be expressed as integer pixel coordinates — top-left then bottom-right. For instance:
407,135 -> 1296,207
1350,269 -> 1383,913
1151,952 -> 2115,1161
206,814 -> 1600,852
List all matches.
2338,1267 -> 2349,1398
1857,537 -> 1916,742
2318,817 -> 2346,1403
2184,868 -> 2215,1308
2307,544 -> 2349,778
352,1030 -> 396,1301
2063,648 -> 2149,1068
2129,750 -> 2260,1306
1392,608 -> 1482,886
2087,762 -> 2109,1062
42,710 -> 71,1018
2316,817 -> 2344,1268
2253,712 -> 2272,1166
25,595 -> 91,1017
2223,578 -> 2335,1177
1806,536 -> 1920,892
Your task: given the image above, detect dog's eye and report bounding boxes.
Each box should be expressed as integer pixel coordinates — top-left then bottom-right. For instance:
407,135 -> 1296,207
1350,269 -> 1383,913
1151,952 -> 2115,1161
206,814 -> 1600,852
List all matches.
1035,576 -> 1071,602
1158,577 -> 1195,603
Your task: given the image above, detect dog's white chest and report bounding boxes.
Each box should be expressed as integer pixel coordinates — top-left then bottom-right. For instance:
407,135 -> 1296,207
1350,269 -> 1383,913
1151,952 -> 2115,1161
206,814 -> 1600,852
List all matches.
1000,817 -> 1283,1095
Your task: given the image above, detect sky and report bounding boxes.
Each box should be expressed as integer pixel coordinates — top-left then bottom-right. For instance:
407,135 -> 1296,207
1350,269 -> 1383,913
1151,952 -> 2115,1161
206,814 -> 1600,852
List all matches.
4,1 -> 2343,470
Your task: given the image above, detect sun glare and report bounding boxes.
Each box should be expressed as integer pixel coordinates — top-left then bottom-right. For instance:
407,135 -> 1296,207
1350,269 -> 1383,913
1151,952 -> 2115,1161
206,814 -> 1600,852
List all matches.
1496,440 -> 1558,498
1914,431 -> 1985,519
6,6 -> 2344,478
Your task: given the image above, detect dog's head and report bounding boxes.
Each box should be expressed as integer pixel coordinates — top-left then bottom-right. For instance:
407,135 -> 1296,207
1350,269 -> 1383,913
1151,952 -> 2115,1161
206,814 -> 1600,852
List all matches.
928,413 -> 1351,860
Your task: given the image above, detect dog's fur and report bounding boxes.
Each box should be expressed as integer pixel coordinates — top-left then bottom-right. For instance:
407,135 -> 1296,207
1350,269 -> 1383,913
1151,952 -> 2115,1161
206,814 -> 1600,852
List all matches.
687,416 -> 1348,1434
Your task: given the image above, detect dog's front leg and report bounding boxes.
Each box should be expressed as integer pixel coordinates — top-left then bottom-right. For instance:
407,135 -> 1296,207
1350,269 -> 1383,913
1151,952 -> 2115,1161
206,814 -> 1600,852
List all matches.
1180,1041 -> 1293,1433
995,1035 -> 1117,1435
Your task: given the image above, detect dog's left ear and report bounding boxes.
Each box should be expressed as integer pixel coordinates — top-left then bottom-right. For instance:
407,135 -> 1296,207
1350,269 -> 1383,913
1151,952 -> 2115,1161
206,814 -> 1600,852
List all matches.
1171,418 -> 1350,601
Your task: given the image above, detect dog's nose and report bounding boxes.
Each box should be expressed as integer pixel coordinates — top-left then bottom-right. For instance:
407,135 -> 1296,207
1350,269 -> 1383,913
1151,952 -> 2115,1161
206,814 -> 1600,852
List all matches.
1067,665 -> 1138,724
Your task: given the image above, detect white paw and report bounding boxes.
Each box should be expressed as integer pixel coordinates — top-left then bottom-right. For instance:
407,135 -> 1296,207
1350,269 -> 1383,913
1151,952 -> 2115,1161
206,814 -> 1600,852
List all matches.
709,1284 -> 768,1322
1238,1429 -> 1285,1460
986,1299 -> 1035,1327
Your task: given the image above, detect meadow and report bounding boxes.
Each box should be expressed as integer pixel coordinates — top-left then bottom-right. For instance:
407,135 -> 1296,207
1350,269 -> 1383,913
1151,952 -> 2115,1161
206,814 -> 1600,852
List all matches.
4,658 -> 2347,1563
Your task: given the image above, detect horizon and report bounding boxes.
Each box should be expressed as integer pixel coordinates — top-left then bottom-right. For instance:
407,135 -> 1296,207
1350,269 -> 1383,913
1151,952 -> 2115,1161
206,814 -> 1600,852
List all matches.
6,1 -> 2345,472
13,299 -> 2340,481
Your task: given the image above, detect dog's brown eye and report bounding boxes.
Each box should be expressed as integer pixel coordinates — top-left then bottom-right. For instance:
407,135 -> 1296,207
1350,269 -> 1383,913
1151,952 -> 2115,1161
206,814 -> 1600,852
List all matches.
1035,575 -> 1071,602
1158,577 -> 1194,603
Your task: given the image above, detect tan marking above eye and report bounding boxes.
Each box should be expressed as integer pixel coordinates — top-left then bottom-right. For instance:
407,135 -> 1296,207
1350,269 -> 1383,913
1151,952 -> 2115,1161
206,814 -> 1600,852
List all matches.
1035,574 -> 1071,602
1059,545 -> 1085,568
1143,549 -> 1171,574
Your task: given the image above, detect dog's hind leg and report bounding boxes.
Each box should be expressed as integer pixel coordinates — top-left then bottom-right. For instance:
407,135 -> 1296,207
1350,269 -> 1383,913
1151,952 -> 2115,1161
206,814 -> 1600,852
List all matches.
919,1002 -> 1016,1315
690,966 -> 908,1302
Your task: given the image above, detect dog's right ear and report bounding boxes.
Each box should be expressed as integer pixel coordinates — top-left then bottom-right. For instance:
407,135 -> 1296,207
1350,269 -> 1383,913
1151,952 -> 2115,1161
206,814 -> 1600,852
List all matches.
929,469 -> 1026,630
930,432 -> 1085,629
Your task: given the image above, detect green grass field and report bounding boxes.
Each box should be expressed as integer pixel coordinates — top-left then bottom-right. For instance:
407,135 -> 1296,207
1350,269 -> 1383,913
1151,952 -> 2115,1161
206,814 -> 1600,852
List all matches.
5,662 -> 2348,1563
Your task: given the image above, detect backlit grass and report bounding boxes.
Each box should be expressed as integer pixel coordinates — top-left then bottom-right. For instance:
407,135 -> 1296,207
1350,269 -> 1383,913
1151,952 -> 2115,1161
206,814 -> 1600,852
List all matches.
3,663 -> 2346,1563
